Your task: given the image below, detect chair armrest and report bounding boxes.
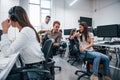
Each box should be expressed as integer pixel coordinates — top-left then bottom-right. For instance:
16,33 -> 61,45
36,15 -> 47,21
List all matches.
21,68 -> 50,73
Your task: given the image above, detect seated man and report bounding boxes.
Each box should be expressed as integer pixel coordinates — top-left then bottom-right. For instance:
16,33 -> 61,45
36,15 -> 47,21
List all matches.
42,21 -> 62,55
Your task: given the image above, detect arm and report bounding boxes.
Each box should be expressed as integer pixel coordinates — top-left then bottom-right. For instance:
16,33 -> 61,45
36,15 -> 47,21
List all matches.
80,32 -> 94,52
1,19 -> 29,56
85,38 -> 94,49
69,34 -> 75,40
80,38 -> 94,52
1,31 -> 28,57
38,30 -> 49,34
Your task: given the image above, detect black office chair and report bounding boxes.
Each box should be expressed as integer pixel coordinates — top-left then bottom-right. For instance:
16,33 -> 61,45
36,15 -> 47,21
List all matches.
42,35 -> 62,71
21,39 -> 55,80
57,41 -> 67,57
7,39 -> 55,80
41,39 -> 55,80
67,38 -> 80,65
75,51 -> 111,80
52,46 -> 62,71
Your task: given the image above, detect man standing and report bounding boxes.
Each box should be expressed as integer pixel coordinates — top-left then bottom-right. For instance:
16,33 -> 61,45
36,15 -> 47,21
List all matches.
38,15 -> 51,34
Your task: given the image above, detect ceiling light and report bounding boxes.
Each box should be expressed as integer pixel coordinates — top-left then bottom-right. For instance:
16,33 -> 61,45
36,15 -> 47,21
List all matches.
69,0 -> 78,6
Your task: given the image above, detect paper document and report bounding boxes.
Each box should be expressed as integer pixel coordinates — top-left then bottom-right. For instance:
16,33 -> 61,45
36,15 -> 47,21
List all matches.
0,58 -> 10,70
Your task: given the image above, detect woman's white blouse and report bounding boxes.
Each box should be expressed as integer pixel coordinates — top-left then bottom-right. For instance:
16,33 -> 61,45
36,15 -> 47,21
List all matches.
1,27 -> 45,64
78,32 -> 94,51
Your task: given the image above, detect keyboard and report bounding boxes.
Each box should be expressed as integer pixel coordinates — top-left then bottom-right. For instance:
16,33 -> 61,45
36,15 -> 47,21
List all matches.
104,42 -> 111,44
104,41 -> 120,45
111,41 -> 120,45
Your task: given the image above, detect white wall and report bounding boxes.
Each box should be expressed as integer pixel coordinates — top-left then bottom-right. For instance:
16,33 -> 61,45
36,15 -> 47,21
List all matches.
52,0 -> 65,29
0,0 -> 19,24
93,0 -> 120,28
52,0 -> 93,29
19,0 -> 29,15
0,0 -> 19,40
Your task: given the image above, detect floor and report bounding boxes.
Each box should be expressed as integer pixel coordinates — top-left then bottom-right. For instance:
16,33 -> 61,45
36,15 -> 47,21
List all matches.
54,56 -> 78,80
54,53 -> 120,80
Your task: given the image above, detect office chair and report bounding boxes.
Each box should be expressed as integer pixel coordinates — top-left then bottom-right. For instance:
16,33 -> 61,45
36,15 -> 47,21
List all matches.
7,39 -> 55,80
57,41 -> 67,57
75,51 -> 111,80
67,38 -> 80,65
67,41 -> 80,65
41,39 -> 55,80
52,46 -> 62,71
21,39 -> 55,80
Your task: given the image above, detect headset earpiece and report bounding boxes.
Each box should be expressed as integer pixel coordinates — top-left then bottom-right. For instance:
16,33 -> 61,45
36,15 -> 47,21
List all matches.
10,6 -> 17,22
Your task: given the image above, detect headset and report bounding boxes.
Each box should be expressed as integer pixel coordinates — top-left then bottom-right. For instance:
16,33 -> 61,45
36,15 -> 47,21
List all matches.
9,6 -> 18,22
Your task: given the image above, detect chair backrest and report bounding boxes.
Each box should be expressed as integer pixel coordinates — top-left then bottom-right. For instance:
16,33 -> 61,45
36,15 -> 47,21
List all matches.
68,37 -> 79,56
41,38 -> 55,62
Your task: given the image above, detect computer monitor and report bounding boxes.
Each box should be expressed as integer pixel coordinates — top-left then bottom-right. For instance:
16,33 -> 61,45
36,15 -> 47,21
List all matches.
64,29 -> 72,35
79,17 -> 92,26
97,24 -> 119,37
93,28 -> 97,36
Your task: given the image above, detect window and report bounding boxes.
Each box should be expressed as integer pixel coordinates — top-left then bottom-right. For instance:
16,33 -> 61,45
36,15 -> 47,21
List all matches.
29,0 -> 40,4
29,0 -> 51,30
41,0 -> 51,8
41,9 -> 50,23
29,5 -> 40,27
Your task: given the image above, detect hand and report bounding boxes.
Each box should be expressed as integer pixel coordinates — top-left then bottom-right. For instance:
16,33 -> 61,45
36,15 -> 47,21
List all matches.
80,48 -> 86,52
75,32 -> 79,37
53,43 -> 59,46
1,19 -> 11,34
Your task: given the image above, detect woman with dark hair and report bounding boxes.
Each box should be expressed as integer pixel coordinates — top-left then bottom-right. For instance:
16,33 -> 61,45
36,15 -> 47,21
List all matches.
77,22 -> 111,80
1,6 -> 45,68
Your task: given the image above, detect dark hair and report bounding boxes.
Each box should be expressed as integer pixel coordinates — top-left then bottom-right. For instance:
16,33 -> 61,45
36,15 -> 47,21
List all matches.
53,21 -> 60,26
9,6 -> 40,42
46,15 -> 51,19
79,22 -> 89,42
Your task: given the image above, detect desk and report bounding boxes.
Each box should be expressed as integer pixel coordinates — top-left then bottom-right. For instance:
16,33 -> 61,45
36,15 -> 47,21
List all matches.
94,41 -> 120,70
0,53 -> 19,80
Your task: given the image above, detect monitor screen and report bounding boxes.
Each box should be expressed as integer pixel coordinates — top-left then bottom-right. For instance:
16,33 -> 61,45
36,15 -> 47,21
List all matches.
93,28 -> 97,36
64,29 -> 72,35
97,25 -> 118,37
79,17 -> 92,26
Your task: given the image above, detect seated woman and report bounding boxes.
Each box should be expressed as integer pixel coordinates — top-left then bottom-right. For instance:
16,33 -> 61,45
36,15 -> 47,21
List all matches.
76,22 -> 111,80
1,6 -> 45,79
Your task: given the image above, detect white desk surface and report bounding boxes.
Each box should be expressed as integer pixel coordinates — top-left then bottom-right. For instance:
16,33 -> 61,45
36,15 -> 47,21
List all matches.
94,41 -> 120,70
94,41 -> 120,48
0,53 -> 19,80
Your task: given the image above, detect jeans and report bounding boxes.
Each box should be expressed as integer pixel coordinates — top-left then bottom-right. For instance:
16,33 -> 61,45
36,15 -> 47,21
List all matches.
80,51 -> 110,76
